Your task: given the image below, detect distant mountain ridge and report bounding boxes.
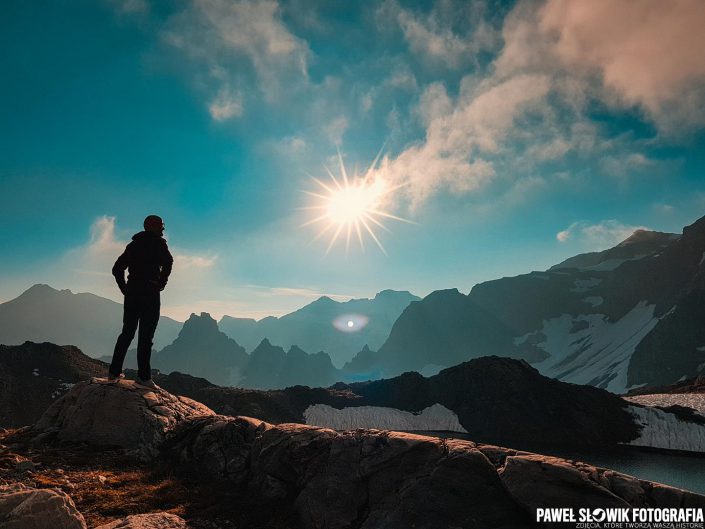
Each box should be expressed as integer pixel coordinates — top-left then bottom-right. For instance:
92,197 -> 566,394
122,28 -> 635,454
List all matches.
0,284 -> 181,358
153,312 -> 248,386
154,313 -> 342,389
350,214 -> 705,392
219,289 -> 419,367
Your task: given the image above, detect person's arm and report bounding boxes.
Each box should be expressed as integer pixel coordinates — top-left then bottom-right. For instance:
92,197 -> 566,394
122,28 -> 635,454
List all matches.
158,240 -> 174,291
112,245 -> 131,295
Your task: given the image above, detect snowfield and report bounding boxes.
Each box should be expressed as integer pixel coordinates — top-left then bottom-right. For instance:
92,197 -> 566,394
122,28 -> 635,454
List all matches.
570,277 -> 602,293
303,403 -> 467,433
524,301 -> 659,393
626,404 -> 705,453
625,393 -> 705,415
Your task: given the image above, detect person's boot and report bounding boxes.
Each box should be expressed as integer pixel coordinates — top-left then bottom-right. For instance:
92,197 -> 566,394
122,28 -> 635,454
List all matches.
107,372 -> 125,382
135,378 -> 158,389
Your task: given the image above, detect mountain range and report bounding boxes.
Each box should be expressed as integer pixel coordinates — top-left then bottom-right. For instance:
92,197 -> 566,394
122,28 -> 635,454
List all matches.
7,340 -> 705,456
3,214 -> 705,392
0,284 -> 181,357
348,216 -> 705,393
219,289 -> 419,367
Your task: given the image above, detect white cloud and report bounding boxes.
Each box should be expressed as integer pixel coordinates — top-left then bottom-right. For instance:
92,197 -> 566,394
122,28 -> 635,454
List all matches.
324,116 -> 349,146
543,1 -> 705,123
371,0 -> 702,211
599,153 -> 654,178
498,0 -> 705,132
556,220 -> 649,248
162,0 -> 309,117
50,216 -> 217,311
375,74 -> 551,208
383,0 -> 499,69
208,87 -> 243,121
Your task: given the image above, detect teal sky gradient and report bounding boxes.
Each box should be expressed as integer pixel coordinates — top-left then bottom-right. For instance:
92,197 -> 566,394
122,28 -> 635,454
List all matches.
2,0 -> 704,320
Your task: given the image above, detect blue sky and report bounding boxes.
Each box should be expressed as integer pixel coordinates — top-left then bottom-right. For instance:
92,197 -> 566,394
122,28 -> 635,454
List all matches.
2,0 -> 705,320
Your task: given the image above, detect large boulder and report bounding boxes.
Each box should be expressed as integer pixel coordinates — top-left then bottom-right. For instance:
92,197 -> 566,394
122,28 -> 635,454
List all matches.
94,512 -> 189,529
499,453 -> 705,511
166,415 -> 705,528
31,378 -> 214,459
165,415 -> 533,529
0,484 -> 87,529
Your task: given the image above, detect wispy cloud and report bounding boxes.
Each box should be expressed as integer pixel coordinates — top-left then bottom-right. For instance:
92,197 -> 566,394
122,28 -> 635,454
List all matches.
208,86 -> 243,121
362,0 -> 704,213
54,216 -> 217,310
556,220 -> 649,248
162,0 -> 310,117
381,0 -> 499,69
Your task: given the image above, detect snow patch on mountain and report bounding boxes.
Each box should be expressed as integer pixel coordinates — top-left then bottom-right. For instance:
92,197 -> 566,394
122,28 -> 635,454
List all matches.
583,296 -> 604,307
527,301 -> 659,393
303,403 -> 467,432
626,405 -> 705,452
625,394 -> 705,416
571,278 -> 602,293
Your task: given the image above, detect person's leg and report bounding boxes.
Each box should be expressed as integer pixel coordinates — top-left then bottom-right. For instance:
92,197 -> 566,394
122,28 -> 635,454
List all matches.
109,292 -> 139,377
136,290 -> 160,381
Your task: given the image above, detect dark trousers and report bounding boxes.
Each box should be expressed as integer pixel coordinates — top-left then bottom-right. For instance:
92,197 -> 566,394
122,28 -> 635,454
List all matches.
110,285 -> 160,380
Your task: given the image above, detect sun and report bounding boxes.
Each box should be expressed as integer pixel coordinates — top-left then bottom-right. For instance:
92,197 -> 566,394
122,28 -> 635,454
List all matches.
300,150 -> 411,255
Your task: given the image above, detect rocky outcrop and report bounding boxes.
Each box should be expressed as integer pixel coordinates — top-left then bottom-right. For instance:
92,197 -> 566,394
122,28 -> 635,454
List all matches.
497,453 -> 705,511
13,380 -> 705,528
0,342 -> 106,427
0,484 -> 87,529
94,512 -> 189,529
31,379 -> 214,459
165,416 -> 532,529
164,414 -> 705,529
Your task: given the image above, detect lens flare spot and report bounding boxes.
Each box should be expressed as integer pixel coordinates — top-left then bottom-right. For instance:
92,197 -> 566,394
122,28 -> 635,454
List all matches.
333,314 -> 369,333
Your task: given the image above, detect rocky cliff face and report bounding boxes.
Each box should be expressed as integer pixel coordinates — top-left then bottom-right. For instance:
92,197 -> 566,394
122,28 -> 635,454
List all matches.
14,379 -> 705,529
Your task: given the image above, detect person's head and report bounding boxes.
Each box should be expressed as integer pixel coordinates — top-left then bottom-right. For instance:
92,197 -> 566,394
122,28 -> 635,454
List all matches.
143,215 -> 165,236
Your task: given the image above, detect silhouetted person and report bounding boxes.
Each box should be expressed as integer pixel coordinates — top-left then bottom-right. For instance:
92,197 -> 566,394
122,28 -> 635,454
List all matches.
108,215 -> 173,388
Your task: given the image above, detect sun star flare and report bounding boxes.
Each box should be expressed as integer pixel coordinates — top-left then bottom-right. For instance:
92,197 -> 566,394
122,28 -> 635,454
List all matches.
300,151 -> 412,255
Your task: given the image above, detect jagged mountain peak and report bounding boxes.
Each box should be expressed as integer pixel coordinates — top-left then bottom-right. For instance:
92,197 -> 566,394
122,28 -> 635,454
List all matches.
179,312 -> 219,335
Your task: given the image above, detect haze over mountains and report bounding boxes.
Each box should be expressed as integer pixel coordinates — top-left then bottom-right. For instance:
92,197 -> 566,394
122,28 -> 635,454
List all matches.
3,214 -> 705,393
219,289 -> 419,367
0,285 -> 416,389
0,284 -> 181,357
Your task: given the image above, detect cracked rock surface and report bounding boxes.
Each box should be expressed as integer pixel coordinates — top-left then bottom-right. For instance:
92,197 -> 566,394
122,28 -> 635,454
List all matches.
0,483 -> 87,529
167,415 -> 705,529
31,379 -> 214,459
94,512 -> 190,529
166,415 -> 533,529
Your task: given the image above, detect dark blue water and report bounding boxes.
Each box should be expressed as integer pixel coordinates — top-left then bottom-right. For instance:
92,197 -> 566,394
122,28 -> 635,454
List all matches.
414,432 -> 705,495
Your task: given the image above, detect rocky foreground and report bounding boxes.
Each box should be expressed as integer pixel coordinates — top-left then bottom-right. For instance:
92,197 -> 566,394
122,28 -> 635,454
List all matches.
2,379 -> 705,529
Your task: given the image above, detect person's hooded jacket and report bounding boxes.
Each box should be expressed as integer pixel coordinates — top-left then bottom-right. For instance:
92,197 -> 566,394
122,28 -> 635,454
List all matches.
112,231 -> 173,294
